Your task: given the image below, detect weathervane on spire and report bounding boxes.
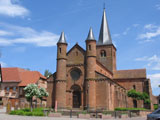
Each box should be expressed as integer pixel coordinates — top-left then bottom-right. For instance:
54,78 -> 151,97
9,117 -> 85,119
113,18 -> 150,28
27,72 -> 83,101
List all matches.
103,2 -> 105,9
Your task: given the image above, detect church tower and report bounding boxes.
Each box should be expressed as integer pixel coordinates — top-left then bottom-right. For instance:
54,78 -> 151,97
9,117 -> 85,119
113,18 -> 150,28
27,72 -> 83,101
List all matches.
55,32 -> 67,109
96,8 -> 117,72
85,28 -> 96,110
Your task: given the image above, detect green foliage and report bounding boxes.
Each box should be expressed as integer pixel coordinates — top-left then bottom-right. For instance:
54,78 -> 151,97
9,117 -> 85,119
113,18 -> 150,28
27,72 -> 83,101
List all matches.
115,107 -> 147,111
37,87 -> 49,100
9,108 -> 44,116
154,104 -> 158,110
127,89 -> 150,104
78,110 -> 88,114
102,111 -> 112,115
24,84 -> 39,101
44,69 -> 52,78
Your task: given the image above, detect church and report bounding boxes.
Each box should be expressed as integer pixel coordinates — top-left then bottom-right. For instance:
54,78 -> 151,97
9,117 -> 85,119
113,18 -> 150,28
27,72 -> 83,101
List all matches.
47,8 -> 153,110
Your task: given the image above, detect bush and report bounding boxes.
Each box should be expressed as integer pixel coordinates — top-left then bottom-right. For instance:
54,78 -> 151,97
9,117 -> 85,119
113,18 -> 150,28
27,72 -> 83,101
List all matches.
9,108 -> 44,116
102,111 -> 112,115
154,104 -> 158,110
78,110 -> 88,114
115,107 -> 146,111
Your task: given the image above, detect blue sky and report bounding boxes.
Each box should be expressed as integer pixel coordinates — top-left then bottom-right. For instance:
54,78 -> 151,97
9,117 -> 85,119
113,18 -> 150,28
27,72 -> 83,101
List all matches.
0,0 -> 160,96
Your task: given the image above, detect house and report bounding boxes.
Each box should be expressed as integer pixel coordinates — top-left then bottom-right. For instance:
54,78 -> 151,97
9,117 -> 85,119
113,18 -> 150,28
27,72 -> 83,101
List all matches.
0,67 -> 47,107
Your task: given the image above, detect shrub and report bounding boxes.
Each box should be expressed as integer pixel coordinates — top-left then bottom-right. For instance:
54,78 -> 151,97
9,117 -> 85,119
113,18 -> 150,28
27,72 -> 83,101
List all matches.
102,111 -> 112,115
78,110 -> 88,114
24,112 -> 33,116
154,104 -> 158,110
9,108 -> 44,116
115,107 -> 146,111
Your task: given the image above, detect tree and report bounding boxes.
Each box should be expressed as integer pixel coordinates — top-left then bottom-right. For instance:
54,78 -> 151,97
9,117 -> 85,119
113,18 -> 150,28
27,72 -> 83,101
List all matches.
127,89 -> 150,107
37,87 -> 49,106
24,84 -> 39,112
44,69 -> 52,78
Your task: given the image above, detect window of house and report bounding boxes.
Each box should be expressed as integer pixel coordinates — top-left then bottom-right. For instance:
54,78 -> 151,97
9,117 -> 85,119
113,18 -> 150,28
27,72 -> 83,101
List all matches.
6,87 -> 10,92
13,87 -> 16,91
101,50 -> 106,57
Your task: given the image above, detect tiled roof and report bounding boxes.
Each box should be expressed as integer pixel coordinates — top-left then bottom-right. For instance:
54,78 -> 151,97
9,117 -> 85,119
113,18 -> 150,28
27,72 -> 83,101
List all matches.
18,71 -> 46,86
1,67 -> 46,86
113,69 -> 146,79
1,67 -> 26,82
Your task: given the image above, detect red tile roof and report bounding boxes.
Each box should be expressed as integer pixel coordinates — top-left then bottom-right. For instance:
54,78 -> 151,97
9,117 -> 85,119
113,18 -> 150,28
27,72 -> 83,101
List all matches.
113,69 -> 146,79
1,67 -> 46,86
1,67 -> 26,82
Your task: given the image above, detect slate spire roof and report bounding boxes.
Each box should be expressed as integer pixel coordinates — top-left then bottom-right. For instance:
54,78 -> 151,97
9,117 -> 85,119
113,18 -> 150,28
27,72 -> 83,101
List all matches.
57,32 -> 67,43
97,8 -> 112,45
86,27 -> 95,40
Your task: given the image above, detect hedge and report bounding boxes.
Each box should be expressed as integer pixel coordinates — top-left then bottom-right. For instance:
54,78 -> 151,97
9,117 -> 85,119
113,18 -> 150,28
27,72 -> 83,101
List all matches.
115,107 -> 147,111
9,108 -> 44,116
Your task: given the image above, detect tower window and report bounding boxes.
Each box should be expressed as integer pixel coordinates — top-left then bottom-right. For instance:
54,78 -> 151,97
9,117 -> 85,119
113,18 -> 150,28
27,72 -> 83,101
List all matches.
100,50 -> 106,57
88,45 -> 91,50
76,51 -> 78,56
59,48 -> 61,53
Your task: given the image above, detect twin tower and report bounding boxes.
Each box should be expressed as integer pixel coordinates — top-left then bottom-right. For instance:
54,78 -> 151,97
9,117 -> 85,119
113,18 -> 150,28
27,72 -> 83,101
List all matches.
55,9 -> 117,110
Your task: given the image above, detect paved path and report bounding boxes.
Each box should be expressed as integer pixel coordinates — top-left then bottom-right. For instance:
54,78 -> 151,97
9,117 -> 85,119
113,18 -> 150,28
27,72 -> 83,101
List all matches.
0,113 -> 147,120
0,107 -> 147,120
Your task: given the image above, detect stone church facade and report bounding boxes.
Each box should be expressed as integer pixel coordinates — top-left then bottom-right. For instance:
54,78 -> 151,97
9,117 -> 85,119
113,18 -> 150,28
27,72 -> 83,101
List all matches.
47,9 -> 153,110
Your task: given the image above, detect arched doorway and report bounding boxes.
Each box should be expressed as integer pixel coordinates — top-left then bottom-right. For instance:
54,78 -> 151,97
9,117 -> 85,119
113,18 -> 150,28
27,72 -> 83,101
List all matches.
71,85 -> 81,108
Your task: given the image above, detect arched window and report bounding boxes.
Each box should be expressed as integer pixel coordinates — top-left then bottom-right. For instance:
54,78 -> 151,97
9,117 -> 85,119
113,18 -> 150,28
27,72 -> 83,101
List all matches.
100,50 -> 106,57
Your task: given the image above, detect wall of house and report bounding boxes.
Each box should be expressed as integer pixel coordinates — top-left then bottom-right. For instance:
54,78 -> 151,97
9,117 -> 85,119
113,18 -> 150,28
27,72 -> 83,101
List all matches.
0,82 -> 19,106
115,78 -> 145,108
46,75 -> 55,108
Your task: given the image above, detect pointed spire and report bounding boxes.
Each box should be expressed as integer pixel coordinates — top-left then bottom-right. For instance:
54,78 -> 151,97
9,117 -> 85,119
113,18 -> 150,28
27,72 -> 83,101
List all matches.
86,27 -> 95,40
97,8 -> 112,45
57,32 -> 67,43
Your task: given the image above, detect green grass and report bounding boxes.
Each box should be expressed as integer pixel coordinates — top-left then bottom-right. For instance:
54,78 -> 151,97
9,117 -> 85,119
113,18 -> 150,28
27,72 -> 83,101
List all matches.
114,107 -> 147,111
9,108 -> 45,116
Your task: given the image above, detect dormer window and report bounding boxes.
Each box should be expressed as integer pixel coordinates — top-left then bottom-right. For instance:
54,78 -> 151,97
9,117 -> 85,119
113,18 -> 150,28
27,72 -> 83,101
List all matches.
101,50 -> 106,57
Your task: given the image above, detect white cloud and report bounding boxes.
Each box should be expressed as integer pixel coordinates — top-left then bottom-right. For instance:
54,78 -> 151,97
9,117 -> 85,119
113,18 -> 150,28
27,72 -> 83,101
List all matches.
144,24 -> 158,30
0,61 -> 7,67
0,30 -> 13,36
133,24 -> 139,28
156,4 -> 160,10
135,55 -> 160,70
0,0 -> 29,17
148,73 -> 160,96
137,24 -> 160,41
123,27 -> 130,35
0,22 -> 60,47
112,34 -> 120,38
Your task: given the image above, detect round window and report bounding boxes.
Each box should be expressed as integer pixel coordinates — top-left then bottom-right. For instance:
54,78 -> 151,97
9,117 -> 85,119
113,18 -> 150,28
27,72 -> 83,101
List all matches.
70,69 -> 81,81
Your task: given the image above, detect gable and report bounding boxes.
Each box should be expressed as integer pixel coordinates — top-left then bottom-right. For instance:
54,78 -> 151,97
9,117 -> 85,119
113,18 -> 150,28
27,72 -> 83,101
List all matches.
67,44 -> 85,65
